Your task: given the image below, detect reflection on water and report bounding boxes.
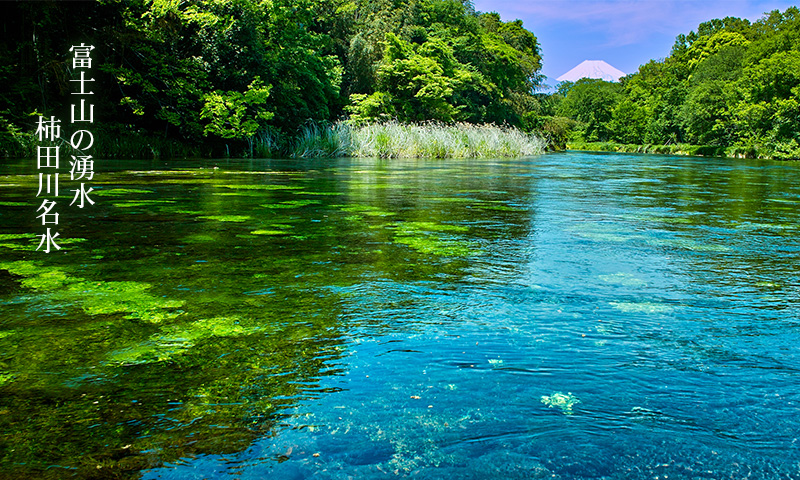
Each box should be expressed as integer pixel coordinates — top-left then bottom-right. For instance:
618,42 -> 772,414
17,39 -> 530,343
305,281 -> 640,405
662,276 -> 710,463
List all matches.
0,152 -> 799,479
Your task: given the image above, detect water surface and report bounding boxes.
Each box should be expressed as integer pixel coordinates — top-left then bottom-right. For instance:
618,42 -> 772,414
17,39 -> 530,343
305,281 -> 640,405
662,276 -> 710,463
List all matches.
0,152 -> 798,479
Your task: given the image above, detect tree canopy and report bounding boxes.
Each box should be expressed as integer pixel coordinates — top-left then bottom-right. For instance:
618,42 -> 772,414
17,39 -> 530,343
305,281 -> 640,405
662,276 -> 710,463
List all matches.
555,7 -> 800,159
0,0 -> 543,157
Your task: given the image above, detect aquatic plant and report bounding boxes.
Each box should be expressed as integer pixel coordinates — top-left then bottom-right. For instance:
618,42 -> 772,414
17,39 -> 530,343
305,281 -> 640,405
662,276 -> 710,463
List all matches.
0,260 -> 184,322
93,188 -> 155,196
291,122 -> 355,158
541,392 -> 580,415
112,200 -> 176,208
198,215 -> 252,222
252,127 -> 283,157
351,121 -> 547,159
286,121 -> 547,158
261,199 -> 322,209
109,316 -> 257,365
220,184 -> 302,191
390,221 -> 480,257
337,204 -> 394,217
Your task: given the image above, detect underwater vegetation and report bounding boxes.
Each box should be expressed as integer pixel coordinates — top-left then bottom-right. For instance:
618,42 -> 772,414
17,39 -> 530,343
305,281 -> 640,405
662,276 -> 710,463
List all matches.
0,260 -> 184,322
390,221 -> 480,257
108,316 -> 261,365
2,152 -> 795,480
541,392 -> 581,415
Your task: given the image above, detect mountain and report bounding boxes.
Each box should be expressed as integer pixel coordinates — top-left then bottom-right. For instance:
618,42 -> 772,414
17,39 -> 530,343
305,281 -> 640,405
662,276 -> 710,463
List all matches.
556,60 -> 626,83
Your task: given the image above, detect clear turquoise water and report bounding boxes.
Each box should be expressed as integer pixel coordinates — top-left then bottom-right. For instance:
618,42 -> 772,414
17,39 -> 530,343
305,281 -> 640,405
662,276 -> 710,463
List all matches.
0,152 -> 798,479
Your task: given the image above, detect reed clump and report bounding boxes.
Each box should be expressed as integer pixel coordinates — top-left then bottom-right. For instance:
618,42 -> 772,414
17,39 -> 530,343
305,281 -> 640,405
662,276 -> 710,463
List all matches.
2,120 -> 547,160
290,122 -> 355,158
289,121 -> 547,159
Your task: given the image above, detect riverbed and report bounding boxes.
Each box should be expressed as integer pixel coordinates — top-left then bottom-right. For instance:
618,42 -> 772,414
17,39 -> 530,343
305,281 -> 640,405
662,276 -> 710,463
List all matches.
1,152 -> 798,479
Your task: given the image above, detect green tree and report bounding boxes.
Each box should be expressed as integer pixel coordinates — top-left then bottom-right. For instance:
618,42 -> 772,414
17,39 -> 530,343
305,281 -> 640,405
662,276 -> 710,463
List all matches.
557,78 -> 622,142
609,99 -> 648,144
200,77 -> 274,155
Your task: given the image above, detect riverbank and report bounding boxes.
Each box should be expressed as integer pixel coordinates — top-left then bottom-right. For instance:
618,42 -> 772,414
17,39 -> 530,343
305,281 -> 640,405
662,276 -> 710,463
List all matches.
292,121 -> 547,159
567,141 -> 797,160
2,122 -> 548,160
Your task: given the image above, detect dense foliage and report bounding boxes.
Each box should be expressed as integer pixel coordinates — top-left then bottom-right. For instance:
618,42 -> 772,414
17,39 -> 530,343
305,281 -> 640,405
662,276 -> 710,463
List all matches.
556,7 -> 800,159
0,0 -> 543,158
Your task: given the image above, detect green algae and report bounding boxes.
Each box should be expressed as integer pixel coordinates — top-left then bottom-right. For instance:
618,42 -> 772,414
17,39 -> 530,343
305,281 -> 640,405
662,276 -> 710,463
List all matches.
93,189 -> 155,196
427,196 -> 472,203
182,233 -> 218,243
390,221 -> 479,257
251,229 -> 289,235
0,260 -> 47,278
22,269 -> 72,290
0,260 -> 184,323
112,200 -> 176,208
0,234 -> 36,241
395,222 -> 469,233
212,191 -> 266,197
63,281 -> 184,322
393,235 -> 477,257
292,191 -> 341,196
0,234 -> 38,251
0,373 -> 14,387
541,392 -> 580,414
343,214 -> 364,222
337,205 -> 394,217
261,199 -> 322,209
0,202 -> 29,207
0,237 -> 88,251
108,316 -> 256,365
0,244 -> 37,252
220,184 -> 302,191
198,215 -> 252,222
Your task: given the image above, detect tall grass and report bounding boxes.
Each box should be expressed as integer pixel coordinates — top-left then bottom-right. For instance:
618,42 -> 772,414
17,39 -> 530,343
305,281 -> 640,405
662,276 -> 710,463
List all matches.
290,122 -> 355,158
2,120 -> 547,160
290,121 -> 547,159
251,128 -> 282,158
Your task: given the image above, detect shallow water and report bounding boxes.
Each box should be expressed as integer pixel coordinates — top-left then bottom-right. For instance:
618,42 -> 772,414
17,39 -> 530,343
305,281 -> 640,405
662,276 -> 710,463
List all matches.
0,152 -> 798,479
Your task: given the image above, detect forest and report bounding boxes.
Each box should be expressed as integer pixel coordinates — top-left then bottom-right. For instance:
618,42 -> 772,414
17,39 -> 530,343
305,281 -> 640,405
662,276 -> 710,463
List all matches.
554,7 -> 800,160
1,0 -> 799,159
0,0 -> 544,158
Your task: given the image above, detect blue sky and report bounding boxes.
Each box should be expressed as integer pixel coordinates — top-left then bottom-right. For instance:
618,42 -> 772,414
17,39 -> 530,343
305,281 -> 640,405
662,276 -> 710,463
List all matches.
472,0 -> 799,82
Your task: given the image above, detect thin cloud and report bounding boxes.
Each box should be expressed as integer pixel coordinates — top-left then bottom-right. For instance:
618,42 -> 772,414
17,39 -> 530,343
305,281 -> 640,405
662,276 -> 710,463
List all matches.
481,0 -> 794,47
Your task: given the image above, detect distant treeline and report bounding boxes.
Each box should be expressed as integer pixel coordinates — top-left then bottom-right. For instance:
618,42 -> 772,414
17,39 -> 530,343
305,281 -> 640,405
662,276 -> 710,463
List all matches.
0,0 -> 547,158
551,7 -> 800,160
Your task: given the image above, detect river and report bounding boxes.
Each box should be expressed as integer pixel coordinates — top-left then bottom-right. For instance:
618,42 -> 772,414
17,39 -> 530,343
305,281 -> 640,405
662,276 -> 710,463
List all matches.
0,151 -> 798,479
